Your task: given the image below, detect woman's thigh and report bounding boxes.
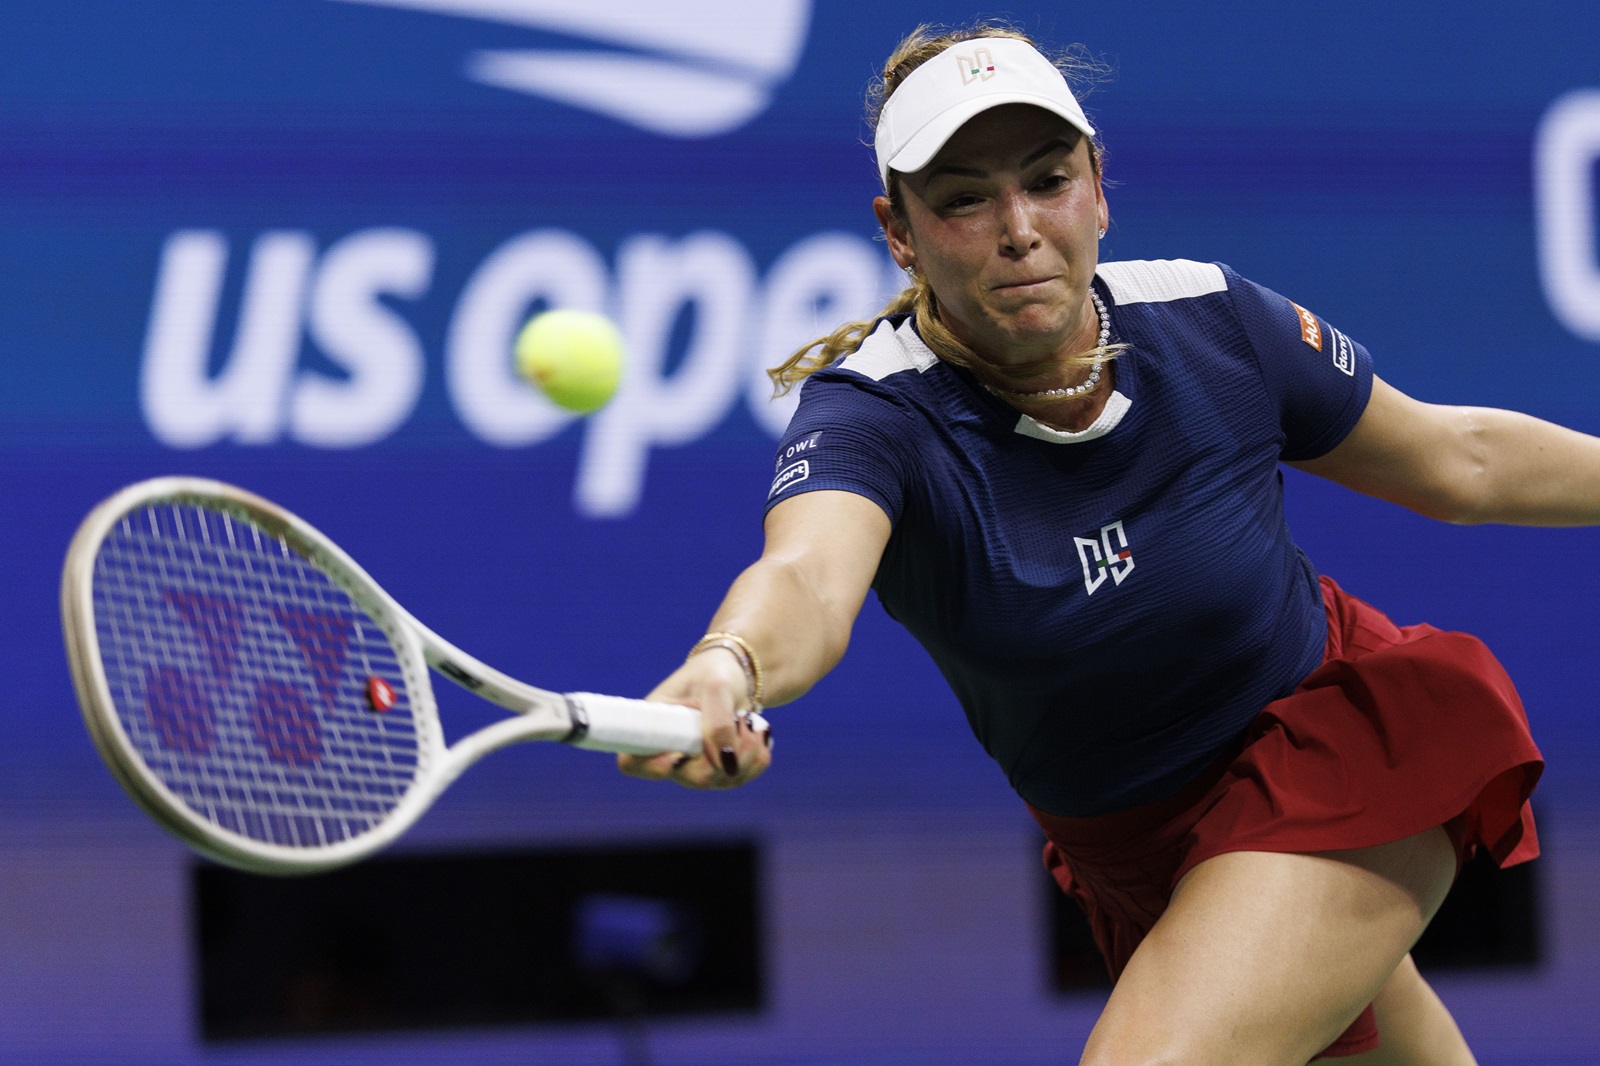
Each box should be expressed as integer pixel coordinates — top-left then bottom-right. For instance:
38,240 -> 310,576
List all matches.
1078,826 -> 1459,1066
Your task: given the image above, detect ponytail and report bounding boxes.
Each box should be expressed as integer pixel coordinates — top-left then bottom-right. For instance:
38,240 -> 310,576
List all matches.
768,284 -> 917,396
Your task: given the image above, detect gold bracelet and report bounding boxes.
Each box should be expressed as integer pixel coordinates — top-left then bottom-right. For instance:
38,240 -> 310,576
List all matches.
687,631 -> 765,709
690,640 -> 761,710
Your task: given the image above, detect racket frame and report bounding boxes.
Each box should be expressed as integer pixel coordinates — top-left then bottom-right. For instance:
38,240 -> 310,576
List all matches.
62,477 -> 721,874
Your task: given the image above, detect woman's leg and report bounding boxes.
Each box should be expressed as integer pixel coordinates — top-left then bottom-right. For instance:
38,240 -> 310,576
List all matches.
1078,826 -> 1459,1066
1333,955 -> 1476,1065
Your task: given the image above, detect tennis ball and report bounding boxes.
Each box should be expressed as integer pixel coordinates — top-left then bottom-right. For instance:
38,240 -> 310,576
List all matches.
514,309 -> 624,414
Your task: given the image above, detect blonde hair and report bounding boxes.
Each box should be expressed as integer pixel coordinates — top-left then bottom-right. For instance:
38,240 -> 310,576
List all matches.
769,21 -> 1118,397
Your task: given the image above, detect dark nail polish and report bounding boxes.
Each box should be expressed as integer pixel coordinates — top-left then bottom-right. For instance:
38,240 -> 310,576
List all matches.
672,753 -> 693,771
763,726 -> 773,748
719,747 -> 739,776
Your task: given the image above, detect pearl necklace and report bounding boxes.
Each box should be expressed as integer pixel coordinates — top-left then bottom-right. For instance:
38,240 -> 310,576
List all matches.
983,288 -> 1110,402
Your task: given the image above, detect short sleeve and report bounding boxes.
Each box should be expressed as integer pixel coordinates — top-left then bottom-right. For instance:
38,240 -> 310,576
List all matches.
1226,268 -> 1375,461
763,373 -> 917,525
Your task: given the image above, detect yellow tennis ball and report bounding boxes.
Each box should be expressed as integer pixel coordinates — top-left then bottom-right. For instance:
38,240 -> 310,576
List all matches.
513,309 -> 624,414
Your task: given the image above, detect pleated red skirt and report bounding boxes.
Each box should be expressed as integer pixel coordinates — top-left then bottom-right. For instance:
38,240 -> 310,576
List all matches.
1028,576 -> 1543,1058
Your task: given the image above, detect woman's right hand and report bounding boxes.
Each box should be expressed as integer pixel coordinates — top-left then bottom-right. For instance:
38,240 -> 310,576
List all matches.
617,646 -> 772,789
615,490 -> 890,790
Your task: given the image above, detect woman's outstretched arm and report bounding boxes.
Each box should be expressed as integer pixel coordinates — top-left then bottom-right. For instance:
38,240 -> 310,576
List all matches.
618,489 -> 892,788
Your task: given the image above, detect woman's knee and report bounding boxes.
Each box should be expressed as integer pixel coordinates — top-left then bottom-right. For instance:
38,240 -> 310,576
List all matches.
1075,835 -> 1462,1066
1358,955 -> 1477,1065
1079,1033 -> 1288,1066
1077,1038 -> 1186,1066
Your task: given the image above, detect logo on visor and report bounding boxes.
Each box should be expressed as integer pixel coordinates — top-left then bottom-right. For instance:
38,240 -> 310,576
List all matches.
1075,520 -> 1134,596
957,47 -> 997,85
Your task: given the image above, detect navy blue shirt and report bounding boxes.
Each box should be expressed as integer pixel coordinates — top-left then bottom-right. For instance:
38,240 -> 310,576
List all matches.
765,260 -> 1374,815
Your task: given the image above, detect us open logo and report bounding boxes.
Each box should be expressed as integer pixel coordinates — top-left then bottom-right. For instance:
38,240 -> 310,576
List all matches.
1074,520 -> 1134,596
327,0 -> 812,137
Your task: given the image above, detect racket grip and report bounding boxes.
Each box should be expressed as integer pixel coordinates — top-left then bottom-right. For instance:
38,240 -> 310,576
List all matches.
564,693 -> 769,756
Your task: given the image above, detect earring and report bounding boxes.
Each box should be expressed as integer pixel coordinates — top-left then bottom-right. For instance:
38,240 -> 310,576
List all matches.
1097,229 -> 1107,240
904,264 -> 917,279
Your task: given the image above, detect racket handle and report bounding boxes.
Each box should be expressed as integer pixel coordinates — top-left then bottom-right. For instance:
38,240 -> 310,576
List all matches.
564,693 -> 769,756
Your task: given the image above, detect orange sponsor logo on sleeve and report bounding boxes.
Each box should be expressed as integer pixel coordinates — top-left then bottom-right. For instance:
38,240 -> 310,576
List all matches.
1289,301 -> 1323,351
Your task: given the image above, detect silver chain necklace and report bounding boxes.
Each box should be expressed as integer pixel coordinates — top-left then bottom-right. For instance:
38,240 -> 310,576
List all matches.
982,288 -> 1110,402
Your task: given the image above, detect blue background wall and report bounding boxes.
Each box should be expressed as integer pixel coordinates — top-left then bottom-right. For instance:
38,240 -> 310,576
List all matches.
3,2 -> 1599,1062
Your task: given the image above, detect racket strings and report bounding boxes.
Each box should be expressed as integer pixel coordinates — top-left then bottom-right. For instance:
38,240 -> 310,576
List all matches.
93,502 -> 427,850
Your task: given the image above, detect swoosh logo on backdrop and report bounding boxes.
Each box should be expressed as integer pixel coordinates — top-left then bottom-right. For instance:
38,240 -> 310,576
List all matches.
327,0 -> 812,136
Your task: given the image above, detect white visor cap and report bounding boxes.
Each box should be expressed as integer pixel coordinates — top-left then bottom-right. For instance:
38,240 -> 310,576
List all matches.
874,37 -> 1096,187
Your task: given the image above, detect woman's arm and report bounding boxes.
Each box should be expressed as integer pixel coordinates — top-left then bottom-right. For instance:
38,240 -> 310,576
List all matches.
618,488 -> 892,788
1289,376 -> 1600,526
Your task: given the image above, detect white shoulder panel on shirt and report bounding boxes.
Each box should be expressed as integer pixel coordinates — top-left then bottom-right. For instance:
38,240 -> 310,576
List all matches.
838,318 -> 940,381
1097,259 -> 1226,305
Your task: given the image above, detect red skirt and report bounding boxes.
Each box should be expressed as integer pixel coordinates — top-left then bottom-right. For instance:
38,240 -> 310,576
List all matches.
1028,576 -> 1543,1058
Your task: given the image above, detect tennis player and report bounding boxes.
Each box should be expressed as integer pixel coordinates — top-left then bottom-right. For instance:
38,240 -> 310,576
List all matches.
621,22 -> 1578,1064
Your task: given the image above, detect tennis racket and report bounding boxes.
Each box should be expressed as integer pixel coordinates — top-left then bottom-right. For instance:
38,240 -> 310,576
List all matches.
61,476 -> 765,876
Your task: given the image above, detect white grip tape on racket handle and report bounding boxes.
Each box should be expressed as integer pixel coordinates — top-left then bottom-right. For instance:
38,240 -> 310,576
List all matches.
564,693 -> 770,756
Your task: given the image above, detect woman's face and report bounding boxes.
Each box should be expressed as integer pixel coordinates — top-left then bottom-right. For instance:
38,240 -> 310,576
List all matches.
876,104 -> 1109,366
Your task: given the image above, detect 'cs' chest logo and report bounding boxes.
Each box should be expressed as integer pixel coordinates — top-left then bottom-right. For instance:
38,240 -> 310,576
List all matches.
1075,520 -> 1134,596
